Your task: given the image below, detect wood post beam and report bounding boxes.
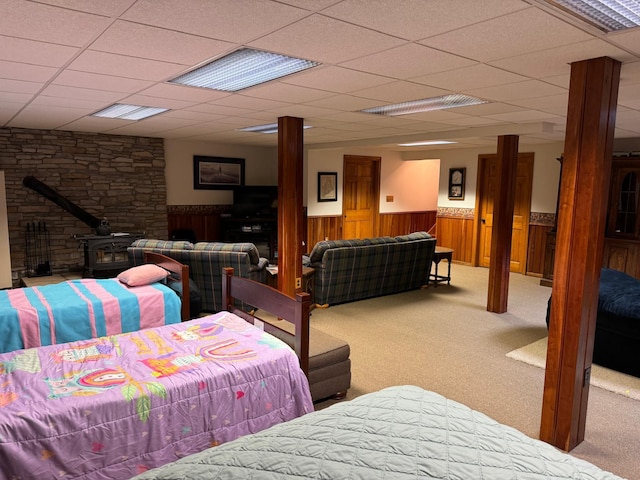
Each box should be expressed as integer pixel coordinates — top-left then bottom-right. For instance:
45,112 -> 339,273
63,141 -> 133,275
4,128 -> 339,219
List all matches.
277,116 -> 304,298
487,134 -> 519,313
540,56 -> 620,451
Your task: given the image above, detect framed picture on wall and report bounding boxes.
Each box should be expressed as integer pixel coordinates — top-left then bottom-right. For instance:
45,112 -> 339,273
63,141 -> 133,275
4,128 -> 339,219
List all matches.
318,172 -> 338,202
448,167 -> 465,200
193,156 -> 245,189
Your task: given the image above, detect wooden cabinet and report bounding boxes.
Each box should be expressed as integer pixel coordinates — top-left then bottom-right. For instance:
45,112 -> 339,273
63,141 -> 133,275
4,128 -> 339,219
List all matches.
603,158 -> 640,278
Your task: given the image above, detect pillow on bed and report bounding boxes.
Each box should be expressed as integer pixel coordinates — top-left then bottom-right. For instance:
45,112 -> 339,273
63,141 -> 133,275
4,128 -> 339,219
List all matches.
117,264 -> 169,286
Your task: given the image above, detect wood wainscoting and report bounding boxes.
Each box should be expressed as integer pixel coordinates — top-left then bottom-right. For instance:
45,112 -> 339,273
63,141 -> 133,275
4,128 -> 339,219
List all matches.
305,211 -> 437,253
527,223 -> 554,277
434,212 -> 475,265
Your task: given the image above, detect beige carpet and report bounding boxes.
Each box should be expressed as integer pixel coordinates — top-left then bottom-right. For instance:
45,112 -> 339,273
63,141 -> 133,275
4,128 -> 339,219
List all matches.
507,337 -> 640,400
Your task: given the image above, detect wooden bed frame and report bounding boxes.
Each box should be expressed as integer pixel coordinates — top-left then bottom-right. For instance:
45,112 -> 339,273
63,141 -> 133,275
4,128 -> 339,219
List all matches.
222,267 -> 311,376
143,251 -> 190,321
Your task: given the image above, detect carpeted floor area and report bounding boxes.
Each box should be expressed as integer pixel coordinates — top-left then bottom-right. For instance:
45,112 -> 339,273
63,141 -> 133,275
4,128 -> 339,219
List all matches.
310,264 -> 639,479
507,336 -> 640,400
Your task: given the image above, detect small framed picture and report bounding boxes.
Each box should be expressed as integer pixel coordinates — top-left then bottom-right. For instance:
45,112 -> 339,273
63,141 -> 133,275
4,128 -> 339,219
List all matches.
193,156 -> 245,190
318,172 -> 338,202
448,167 -> 465,200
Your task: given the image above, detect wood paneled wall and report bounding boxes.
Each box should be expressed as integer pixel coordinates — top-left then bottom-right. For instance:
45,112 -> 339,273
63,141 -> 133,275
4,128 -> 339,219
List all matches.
305,211 -> 437,252
434,215 -> 475,264
527,224 -> 553,276
169,207 -> 551,274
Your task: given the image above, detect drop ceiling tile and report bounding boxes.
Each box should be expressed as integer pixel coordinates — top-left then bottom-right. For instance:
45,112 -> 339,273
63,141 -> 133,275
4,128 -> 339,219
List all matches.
120,95 -> 196,110
90,20 -> 233,65
242,83 -> 335,103
489,39 -> 636,79
53,71 -> 154,93
211,95 -> 290,111
509,93 -> 569,115
184,104 -> 256,117
0,92 -> 33,104
341,43 -> 476,79
9,104 -> 89,129
62,116 -> 132,133
321,0 -> 528,41
137,83 -> 227,103
303,94 -> 384,111
608,29 -> 640,58
421,7 -> 594,62
68,50 -> 189,81
30,95 -> 116,110
351,81 -> 450,104
484,110 -> 563,122
121,0 -> 309,44
468,80 -> 566,102
281,66 -> 391,93
0,36 -> 78,67
41,85 -> 125,102
412,64 -> 528,91
34,0 -> 136,16
0,61 -> 58,83
0,0 -> 111,46
0,79 -> 43,94
249,14 -> 405,63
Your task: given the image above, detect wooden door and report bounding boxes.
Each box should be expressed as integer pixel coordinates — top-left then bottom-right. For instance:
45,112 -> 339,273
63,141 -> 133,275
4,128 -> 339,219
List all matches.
342,155 -> 380,239
478,152 -> 534,273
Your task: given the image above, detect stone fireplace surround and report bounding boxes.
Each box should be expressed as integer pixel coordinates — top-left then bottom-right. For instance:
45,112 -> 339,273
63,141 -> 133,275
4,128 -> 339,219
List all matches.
0,127 -> 168,284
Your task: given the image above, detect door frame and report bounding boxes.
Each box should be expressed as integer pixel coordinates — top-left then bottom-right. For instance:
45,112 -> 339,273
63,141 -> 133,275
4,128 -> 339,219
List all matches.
473,152 -> 534,272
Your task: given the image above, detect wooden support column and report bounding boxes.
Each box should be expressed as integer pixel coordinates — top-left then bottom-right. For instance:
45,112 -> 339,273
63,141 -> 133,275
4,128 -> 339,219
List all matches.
487,135 -> 519,313
277,116 -> 304,298
540,57 -> 620,451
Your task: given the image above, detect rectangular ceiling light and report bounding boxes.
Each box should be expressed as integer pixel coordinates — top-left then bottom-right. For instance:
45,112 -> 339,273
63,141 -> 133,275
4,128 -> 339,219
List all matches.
544,0 -> 640,32
91,104 -> 169,120
398,140 -> 457,146
360,94 -> 488,116
169,48 -> 320,92
236,123 -> 313,134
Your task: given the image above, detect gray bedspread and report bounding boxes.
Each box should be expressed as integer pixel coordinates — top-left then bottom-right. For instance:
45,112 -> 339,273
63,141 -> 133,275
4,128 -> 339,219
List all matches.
133,385 -> 624,479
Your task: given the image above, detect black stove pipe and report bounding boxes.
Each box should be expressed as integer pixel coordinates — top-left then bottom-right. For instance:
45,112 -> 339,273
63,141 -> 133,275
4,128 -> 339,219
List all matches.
22,175 -> 102,229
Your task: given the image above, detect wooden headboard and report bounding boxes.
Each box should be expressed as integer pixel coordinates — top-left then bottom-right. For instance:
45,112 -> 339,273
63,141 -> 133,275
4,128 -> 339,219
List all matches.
222,267 -> 311,376
143,251 -> 190,321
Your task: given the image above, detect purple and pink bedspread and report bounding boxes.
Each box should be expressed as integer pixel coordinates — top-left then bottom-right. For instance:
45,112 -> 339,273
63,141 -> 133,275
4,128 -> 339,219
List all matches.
0,312 -> 313,479
0,278 -> 183,353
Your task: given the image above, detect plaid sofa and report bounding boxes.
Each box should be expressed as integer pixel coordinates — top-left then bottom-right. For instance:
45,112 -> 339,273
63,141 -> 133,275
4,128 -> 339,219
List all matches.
307,232 -> 436,306
128,239 -> 268,313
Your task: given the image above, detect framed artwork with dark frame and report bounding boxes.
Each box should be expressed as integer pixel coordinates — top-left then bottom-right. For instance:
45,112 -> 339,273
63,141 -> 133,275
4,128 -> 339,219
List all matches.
317,171 -> 338,202
448,167 -> 466,200
193,156 -> 245,190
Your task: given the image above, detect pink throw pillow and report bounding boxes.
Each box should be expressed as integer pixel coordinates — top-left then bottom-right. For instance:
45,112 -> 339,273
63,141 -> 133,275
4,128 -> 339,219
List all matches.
117,264 -> 168,286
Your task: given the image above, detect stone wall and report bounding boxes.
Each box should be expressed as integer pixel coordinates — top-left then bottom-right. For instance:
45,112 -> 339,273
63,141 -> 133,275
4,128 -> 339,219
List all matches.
0,127 -> 167,279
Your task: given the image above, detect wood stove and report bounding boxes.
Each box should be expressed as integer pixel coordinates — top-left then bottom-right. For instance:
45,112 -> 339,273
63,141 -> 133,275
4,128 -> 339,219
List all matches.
76,233 -> 143,277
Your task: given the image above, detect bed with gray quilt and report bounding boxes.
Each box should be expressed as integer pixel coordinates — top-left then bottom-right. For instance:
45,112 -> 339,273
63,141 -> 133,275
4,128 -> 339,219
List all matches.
132,385 -> 622,479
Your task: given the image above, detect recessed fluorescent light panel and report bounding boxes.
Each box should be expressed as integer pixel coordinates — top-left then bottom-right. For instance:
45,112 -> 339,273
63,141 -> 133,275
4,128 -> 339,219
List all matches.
398,140 -> 457,147
91,104 -> 169,120
236,123 -> 313,134
360,94 -> 488,116
544,0 -> 640,32
169,48 -> 320,92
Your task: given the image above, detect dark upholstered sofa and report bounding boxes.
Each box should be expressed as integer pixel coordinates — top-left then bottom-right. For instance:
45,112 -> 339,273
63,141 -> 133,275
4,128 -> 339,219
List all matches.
128,239 -> 268,313
546,268 -> 640,378
306,232 -> 437,307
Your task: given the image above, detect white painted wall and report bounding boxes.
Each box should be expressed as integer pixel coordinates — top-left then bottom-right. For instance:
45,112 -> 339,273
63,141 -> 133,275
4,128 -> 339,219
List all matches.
403,141 -> 564,213
306,147 -> 440,217
164,139 -> 563,216
164,139 -> 277,206
0,171 -> 13,288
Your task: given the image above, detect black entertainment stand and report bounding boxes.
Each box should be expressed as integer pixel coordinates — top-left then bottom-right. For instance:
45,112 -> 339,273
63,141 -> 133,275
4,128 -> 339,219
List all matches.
220,216 -> 277,261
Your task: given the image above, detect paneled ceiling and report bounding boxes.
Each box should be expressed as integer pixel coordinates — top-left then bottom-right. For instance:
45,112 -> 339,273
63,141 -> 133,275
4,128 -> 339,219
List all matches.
3,0 -> 640,152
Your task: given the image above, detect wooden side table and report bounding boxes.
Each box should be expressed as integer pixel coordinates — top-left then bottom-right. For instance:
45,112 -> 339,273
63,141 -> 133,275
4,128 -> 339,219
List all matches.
430,247 -> 454,287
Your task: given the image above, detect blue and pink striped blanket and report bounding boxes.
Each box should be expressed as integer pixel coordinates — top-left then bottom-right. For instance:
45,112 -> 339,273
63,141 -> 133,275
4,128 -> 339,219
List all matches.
0,278 -> 182,353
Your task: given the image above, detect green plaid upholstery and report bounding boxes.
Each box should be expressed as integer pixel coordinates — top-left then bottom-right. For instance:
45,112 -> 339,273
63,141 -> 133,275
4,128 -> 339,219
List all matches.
310,232 -> 436,306
131,239 -> 194,250
128,239 -> 268,313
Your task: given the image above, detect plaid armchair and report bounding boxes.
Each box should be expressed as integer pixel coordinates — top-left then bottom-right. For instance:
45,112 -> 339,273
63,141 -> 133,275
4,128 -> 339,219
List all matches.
308,232 -> 436,306
128,239 -> 268,313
